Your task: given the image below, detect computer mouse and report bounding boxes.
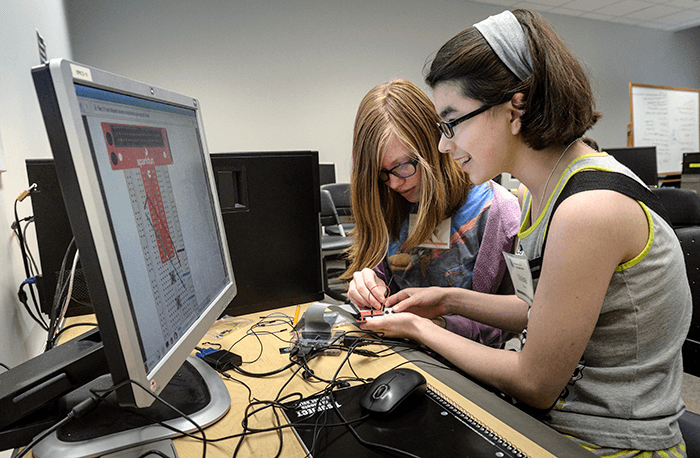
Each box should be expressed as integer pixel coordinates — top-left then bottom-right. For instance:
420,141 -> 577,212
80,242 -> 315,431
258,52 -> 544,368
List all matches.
359,367 -> 427,414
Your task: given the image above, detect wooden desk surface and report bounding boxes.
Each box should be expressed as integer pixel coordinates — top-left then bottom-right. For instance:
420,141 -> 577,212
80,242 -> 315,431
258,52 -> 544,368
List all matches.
57,304 -> 593,457
174,303 -> 593,458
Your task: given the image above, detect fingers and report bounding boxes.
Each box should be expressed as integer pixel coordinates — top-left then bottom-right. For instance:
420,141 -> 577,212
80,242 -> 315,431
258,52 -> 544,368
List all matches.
360,314 -> 396,335
384,289 -> 413,311
347,268 -> 387,310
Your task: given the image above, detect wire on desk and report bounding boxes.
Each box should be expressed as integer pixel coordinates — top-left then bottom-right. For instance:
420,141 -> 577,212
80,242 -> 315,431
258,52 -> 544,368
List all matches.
203,310 -> 463,456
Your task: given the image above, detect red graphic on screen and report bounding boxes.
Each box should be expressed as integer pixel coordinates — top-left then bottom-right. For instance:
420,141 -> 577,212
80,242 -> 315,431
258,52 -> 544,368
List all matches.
103,123 -> 175,264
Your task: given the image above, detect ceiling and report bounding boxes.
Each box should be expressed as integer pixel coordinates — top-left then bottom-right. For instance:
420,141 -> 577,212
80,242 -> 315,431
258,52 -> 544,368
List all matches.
470,0 -> 700,31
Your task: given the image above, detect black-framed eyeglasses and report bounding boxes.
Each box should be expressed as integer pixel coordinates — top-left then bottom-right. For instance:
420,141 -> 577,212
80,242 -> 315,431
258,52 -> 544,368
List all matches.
378,157 -> 420,183
437,104 -> 492,139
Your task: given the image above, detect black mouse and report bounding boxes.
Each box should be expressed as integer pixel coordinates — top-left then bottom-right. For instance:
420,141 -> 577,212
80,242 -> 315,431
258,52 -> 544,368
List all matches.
359,368 -> 427,414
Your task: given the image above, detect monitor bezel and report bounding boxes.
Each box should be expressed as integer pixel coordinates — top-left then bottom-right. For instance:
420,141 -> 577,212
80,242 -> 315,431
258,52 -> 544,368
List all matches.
32,59 -> 237,407
605,146 -> 658,187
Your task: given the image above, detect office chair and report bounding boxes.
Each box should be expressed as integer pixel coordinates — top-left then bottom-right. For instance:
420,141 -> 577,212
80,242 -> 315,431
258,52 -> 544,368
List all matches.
677,225 -> 700,379
321,183 -> 355,236
651,188 -> 700,229
678,225 -> 700,458
679,410 -> 700,458
320,189 -> 353,301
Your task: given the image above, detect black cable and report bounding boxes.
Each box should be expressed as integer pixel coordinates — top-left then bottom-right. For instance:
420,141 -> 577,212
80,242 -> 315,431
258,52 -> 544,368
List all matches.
20,218 -> 47,328
17,279 -> 48,331
13,193 -> 44,331
90,380 -> 207,458
0,361 -> 10,371
230,360 -> 296,378
14,396 -> 101,458
14,415 -> 73,458
218,371 -> 254,404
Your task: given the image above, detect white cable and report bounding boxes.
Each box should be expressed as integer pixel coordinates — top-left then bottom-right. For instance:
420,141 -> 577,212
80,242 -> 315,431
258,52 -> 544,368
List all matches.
54,249 -> 80,340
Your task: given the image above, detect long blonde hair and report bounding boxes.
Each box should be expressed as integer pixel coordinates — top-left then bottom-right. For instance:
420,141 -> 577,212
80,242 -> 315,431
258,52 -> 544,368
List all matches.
341,79 -> 470,279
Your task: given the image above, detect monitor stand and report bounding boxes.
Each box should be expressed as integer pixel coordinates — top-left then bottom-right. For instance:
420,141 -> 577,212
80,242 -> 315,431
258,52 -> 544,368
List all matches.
32,356 -> 230,458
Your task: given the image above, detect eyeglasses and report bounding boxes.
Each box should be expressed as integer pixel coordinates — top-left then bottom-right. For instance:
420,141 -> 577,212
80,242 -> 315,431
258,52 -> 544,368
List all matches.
379,157 -> 420,183
437,104 -> 492,139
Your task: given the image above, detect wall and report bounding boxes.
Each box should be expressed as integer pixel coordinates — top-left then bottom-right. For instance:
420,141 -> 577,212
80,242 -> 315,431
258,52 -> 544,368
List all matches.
63,0 -> 700,183
0,1 -> 71,456
0,1 -> 72,370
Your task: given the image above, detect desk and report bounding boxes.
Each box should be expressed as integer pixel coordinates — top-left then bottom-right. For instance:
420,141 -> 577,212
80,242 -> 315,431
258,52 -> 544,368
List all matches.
57,304 -> 593,457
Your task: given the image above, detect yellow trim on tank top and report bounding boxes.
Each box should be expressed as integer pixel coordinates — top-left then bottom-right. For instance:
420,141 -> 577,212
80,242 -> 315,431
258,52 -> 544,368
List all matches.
517,156 -> 655,270
615,201 -> 654,271
518,153 -> 610,240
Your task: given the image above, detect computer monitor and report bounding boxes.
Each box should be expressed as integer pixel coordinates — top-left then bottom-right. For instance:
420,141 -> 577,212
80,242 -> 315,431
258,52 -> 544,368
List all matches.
605,146 -> 658,187
681,152 -> 700,194
28,58 -> 237,453
319,162 -> 336,185
211,151 -> 324,316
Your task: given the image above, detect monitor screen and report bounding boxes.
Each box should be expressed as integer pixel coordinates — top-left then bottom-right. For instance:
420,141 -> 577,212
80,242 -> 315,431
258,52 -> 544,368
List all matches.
211,151 -> 324,317
605,146 -> 658,187
32,59 -> 237,408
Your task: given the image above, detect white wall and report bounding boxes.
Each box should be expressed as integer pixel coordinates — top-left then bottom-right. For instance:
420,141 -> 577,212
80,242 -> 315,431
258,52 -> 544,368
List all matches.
0,1 -> 72,368
63,0 -> 700,183
0,1 -> 71,456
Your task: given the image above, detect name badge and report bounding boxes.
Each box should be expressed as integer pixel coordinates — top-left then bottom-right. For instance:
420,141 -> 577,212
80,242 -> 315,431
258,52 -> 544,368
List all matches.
503,252 -> 534,306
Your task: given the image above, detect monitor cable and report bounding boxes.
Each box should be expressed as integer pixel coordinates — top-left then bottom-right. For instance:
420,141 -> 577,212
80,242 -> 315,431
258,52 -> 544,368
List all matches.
13,184 -> 48,332
14,395 -> 101,458
17,277 -> 47,331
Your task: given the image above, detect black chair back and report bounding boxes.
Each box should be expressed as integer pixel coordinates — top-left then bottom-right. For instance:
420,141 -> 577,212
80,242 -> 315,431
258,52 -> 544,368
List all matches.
677,226 -> 700,378
651,188 -> 700,229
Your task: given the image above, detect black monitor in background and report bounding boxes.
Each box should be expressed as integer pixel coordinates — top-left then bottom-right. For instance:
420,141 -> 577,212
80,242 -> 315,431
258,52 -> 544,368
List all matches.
605,146 -> 658,187
20,58 -> 237,457
210,150 -> 325,317
681,152 -> 700,194
25,159 -> 92,316
319,162 -> 336,185
682,152 -> 700,175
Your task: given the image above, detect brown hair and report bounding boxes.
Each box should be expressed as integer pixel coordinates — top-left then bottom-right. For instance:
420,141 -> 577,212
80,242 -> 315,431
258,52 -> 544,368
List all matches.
341,79 -> 470,278
425,9 -> 601,150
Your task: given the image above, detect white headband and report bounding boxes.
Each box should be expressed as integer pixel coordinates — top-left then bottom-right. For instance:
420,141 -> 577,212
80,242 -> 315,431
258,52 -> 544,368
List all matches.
474,10 -> 533,81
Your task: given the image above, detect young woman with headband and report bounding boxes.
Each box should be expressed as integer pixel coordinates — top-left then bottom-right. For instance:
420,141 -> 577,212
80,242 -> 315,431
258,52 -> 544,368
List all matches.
361,10 -> 691,456
343,78 -> 520,348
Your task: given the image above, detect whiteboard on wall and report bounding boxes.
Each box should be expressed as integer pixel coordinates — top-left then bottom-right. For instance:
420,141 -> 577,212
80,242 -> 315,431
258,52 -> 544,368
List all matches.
630,83 -> 700,174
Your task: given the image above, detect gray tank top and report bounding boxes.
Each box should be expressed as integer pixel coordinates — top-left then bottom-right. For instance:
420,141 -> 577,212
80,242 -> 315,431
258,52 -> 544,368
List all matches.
518,152 -> 691,450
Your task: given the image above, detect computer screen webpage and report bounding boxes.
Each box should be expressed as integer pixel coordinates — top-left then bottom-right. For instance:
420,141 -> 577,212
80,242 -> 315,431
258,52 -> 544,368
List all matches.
76,84 -> 229,375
